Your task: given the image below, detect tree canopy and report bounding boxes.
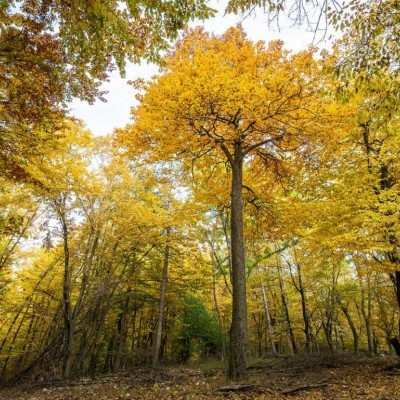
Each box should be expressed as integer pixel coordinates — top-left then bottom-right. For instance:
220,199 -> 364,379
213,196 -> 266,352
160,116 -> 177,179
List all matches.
118,26 -> 351,377
0,0 -> 214,180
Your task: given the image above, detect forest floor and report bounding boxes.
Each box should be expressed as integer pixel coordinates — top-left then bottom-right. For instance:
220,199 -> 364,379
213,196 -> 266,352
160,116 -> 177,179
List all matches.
1,353 -> 400,400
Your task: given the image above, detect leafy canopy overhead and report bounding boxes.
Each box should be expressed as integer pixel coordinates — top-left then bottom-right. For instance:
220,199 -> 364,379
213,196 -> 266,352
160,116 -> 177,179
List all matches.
0,0 -> 214,180
4,0 -> 214,85
226,0 -> 400,82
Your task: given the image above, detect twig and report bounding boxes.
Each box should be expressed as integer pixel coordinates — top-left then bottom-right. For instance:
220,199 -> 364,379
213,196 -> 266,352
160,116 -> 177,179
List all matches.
282,382 -> 328,395
32,380 -> 98,389
212,383 -> 266,393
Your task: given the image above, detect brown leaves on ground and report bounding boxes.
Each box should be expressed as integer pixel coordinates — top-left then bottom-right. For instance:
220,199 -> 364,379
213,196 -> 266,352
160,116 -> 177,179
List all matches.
1,353 -> 400,400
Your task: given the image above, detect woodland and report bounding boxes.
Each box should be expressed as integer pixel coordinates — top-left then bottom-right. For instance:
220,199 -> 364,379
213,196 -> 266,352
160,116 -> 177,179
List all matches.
0,0 -> 400,398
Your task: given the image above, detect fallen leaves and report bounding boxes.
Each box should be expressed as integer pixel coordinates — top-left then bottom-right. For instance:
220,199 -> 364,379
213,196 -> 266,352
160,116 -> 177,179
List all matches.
1,354 -> 400,400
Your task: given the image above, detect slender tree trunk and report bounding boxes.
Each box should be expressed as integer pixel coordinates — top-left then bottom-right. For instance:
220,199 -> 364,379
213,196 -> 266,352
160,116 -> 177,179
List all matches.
321,314 -> 334,351
252,314 -> 263,358
152,227 -> 170,366
1,309 -> 27,378
136,310 -> 143,364
130,303 -> 138,366
228,145 -> 247,379
339,299 -> 359,354
56,198 -> 74,379
114,294 -> 129,371
360,278 -> 373,354
260,282 -> 277,355
289,261 -> 311,352
41,304 -> 64,361
16,313 -> 38,371
296,264 -> 312,352
277,265 -> 296,354
211,251 -> 227,363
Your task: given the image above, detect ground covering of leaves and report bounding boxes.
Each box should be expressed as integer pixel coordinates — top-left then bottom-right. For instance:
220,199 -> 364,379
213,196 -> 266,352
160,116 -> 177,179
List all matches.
1,353 -> 399,400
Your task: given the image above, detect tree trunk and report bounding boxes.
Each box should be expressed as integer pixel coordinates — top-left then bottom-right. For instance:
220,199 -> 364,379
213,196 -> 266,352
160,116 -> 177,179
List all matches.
289,261 -> 311,352
296,264 -> 312,352
228,144 -> 247,379
260,282 -> 277,355
277,265 -> 297,354
360,277 -> 373,354
114,294 -> 129,372
390,270 -> 400,337
1,307 -> 27,378
152,227 -> 170,366
339,299 -> 359,354
211,251 -> 227,363
390,338 -> 400,357
56,197 -> 74,379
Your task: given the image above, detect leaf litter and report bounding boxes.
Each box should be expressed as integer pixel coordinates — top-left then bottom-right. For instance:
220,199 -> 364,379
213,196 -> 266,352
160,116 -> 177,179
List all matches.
1,353 -> 400,400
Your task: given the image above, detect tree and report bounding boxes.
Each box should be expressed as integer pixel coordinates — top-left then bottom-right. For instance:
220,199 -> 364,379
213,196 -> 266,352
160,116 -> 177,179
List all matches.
226,0 -> 400,93
328,74 -> 400,340
0,0 -> 214,179
176,296 -> 224,362
118,26 -> 345,377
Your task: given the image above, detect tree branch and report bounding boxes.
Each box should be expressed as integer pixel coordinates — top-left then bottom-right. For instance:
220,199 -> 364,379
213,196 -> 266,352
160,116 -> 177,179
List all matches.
220,143 -> 234,166
242,134 -> 284,158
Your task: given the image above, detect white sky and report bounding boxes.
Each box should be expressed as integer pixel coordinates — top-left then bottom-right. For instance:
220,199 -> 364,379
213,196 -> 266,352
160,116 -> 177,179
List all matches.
69,1 -> 331,136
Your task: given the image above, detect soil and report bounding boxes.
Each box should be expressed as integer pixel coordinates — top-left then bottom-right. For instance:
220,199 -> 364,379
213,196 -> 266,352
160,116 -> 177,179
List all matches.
1,353 -> 399,400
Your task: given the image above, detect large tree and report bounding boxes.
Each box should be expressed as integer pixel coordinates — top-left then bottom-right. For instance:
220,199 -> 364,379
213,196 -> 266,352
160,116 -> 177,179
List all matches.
118,26 -> 346,377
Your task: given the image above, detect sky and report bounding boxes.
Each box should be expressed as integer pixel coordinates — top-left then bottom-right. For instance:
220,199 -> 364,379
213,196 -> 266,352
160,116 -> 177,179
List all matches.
69,1 -> 331,137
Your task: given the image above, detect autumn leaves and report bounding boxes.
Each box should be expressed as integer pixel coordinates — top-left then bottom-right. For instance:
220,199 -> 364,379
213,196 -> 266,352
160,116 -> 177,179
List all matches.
0,4 -> 399,383
118,27 -> 352,377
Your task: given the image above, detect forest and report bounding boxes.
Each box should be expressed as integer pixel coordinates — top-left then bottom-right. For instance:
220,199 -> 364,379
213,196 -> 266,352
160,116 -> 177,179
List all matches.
0,0 -> 400,398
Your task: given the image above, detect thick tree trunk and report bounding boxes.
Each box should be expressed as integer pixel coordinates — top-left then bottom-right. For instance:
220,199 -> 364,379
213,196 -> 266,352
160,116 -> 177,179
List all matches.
390,270 -> 400,336
389,270 -> 400,355
390,337 -> 400,357
228,144 -> 247,379
152,227 -> 170,366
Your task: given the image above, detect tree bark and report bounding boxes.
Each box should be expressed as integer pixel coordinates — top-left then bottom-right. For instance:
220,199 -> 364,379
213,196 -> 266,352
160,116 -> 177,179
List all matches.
359,274 -> 373,354
260,282 -> 277,355
152,227 -> 170,366
228,143 -> 247,379
277,265 -> 297,354
211,250 -> 227,363
338,298 -> 359,354
288,261 -> 311,352
390,270 -> 400,337
114,294 -> 129,372
55,197 -> 74,380
390,337 -> 400,357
